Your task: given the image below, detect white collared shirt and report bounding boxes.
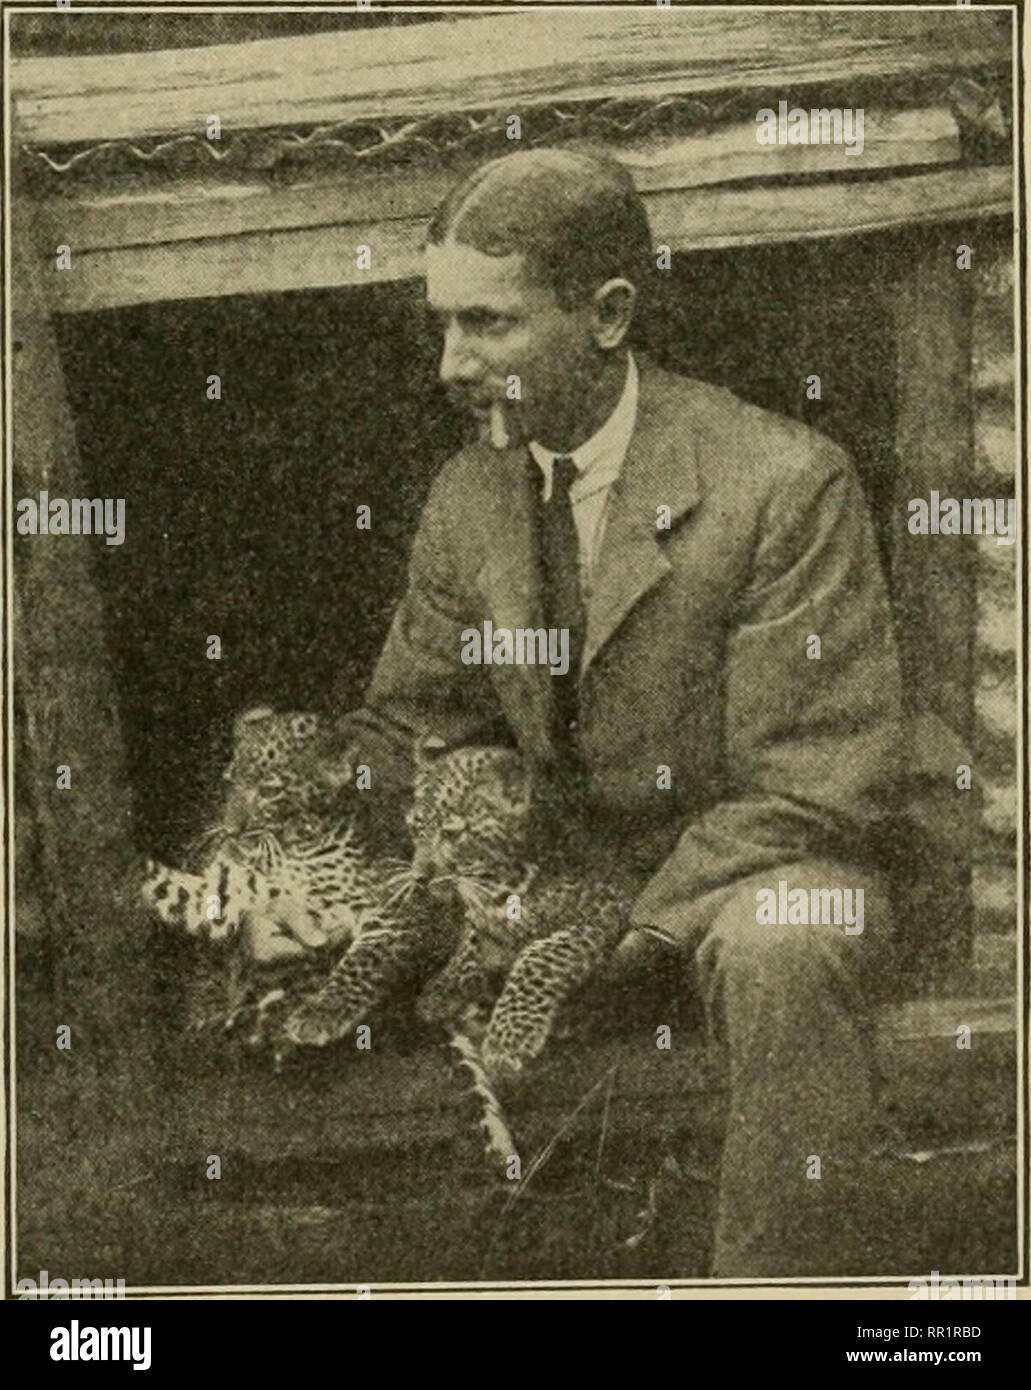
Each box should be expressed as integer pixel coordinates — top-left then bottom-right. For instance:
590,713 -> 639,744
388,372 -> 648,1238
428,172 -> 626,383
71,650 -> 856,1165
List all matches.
527,352 -> 639,591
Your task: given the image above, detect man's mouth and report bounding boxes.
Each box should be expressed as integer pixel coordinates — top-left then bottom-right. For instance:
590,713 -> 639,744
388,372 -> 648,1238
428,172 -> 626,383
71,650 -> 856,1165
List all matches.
448,390 -> 524,450
451,392 -> 494,416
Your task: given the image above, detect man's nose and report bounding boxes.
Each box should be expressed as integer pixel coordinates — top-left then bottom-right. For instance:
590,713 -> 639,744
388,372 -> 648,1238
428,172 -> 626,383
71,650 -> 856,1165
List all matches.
439,324 -> 481,387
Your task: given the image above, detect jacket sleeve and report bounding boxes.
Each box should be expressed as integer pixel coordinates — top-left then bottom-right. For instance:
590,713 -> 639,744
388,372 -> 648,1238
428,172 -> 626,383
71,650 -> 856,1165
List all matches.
333,464 -> 504,804
629,443 -> 903,943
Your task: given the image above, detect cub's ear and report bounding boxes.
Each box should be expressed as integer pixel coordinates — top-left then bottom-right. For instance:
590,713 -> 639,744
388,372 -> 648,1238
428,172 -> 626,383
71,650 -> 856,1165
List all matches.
510,775 -> 532,813
299,734 -> 356,791
316,758 -> 355,791
415,734 -> 449,768
289,712 -> 320,740
234,706 -> 276,739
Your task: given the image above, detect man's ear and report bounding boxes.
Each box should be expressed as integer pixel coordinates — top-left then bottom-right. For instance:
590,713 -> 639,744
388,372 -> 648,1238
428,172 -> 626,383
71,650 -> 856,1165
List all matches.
591,277 -> 636,350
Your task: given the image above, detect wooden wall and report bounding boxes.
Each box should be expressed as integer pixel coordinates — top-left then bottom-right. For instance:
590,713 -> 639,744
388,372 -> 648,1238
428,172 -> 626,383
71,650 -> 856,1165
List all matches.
970,229 -> 1019,992
12,7 -> 1011,309
10,193 -> 136,996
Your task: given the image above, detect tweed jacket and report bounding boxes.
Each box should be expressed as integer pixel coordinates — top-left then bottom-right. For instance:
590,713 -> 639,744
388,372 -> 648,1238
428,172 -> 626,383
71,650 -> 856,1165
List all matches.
341,356 -> 903,946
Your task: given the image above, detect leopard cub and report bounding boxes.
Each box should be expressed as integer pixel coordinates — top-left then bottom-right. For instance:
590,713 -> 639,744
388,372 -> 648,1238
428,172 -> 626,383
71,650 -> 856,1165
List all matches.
285,735 -> 633,1083
140,707 -> 398,1036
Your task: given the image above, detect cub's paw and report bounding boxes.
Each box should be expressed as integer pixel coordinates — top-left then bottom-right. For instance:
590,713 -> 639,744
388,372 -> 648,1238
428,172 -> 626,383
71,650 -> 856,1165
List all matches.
244,988 -> 289,1046
282,991 -> 350,1048
479,1042 -> 524,1087
414,978 -> 458,1026
481,1010 -> 552,1086
416,943 -> 489,1028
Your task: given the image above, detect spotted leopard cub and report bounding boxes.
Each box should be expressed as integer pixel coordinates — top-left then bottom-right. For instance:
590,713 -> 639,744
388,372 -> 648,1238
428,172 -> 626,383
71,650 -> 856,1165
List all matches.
285,736 -> 633,1084
427,874 -> 632,1084
281,738 -> 532,1046
140,708 -> 395,1032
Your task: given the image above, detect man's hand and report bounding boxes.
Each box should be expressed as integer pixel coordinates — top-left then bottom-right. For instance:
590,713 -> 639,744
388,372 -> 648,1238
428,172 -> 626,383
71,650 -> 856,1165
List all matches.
596,926 -> 679,998
242,899 -> 327,963
612,926 -> 670,972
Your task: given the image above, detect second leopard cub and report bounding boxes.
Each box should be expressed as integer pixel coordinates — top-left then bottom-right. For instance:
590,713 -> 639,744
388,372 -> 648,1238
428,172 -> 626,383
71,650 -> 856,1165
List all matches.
285,735 -> 632,1082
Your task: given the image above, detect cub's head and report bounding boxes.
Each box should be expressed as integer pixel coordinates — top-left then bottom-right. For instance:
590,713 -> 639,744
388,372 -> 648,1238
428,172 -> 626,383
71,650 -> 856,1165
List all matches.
406,737 -> 531,904
223,708 -> 346,837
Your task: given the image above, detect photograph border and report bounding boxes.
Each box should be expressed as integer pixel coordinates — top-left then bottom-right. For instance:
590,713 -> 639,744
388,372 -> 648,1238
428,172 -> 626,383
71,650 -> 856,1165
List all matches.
2,0 -> 1027,1301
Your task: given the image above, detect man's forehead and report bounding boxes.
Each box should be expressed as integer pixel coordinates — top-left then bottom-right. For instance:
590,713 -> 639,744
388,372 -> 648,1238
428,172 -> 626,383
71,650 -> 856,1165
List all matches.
425,239 -> 538,309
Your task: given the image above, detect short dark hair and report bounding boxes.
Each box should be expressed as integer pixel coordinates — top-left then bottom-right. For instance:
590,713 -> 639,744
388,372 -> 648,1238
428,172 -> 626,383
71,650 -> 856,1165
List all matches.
426,148 -> 653,310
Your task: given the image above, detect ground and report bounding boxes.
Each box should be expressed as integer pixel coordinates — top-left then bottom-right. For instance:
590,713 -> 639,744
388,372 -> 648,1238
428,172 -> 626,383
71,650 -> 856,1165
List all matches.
13,927 -> 1018,1289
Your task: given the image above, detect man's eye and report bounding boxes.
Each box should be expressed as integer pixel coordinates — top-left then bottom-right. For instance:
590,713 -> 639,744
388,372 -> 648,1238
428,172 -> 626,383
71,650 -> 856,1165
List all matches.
462,312 -> 513,335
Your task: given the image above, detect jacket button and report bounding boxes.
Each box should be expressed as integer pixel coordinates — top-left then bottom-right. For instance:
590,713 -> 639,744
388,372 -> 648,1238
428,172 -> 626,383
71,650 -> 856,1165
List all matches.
568,719 -> 579,734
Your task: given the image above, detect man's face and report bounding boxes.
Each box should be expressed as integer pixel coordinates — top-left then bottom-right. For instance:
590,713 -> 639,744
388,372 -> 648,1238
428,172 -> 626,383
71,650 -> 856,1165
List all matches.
425,239 -> 595,449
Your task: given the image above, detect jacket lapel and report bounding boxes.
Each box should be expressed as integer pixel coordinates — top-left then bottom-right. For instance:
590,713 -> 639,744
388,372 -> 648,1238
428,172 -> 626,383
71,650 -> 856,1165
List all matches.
581,360 -> 703,675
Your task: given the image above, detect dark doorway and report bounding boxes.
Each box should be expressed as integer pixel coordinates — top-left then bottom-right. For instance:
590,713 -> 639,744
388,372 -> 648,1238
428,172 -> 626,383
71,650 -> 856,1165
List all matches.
54,227 -> 897,859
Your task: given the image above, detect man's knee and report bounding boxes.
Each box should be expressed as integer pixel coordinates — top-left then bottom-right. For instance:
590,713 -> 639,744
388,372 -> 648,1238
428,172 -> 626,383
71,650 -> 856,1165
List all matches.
702,892 -> 824,1002
696,859 -> 890,992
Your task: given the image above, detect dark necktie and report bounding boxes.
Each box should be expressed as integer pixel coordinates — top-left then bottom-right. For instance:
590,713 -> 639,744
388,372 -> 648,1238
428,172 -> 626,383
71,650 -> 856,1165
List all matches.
536,453 -> 585,744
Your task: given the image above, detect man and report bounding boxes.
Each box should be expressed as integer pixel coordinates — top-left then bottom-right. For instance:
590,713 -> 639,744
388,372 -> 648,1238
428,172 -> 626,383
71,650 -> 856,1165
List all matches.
280,148 -> 902,1276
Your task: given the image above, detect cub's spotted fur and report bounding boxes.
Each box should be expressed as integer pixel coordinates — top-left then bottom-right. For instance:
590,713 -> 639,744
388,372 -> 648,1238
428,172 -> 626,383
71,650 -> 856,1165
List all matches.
284,736 -> 632,1082
142,712 -> 631,1084
140,708 -> 401,1036
281,737 -> 531,1050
